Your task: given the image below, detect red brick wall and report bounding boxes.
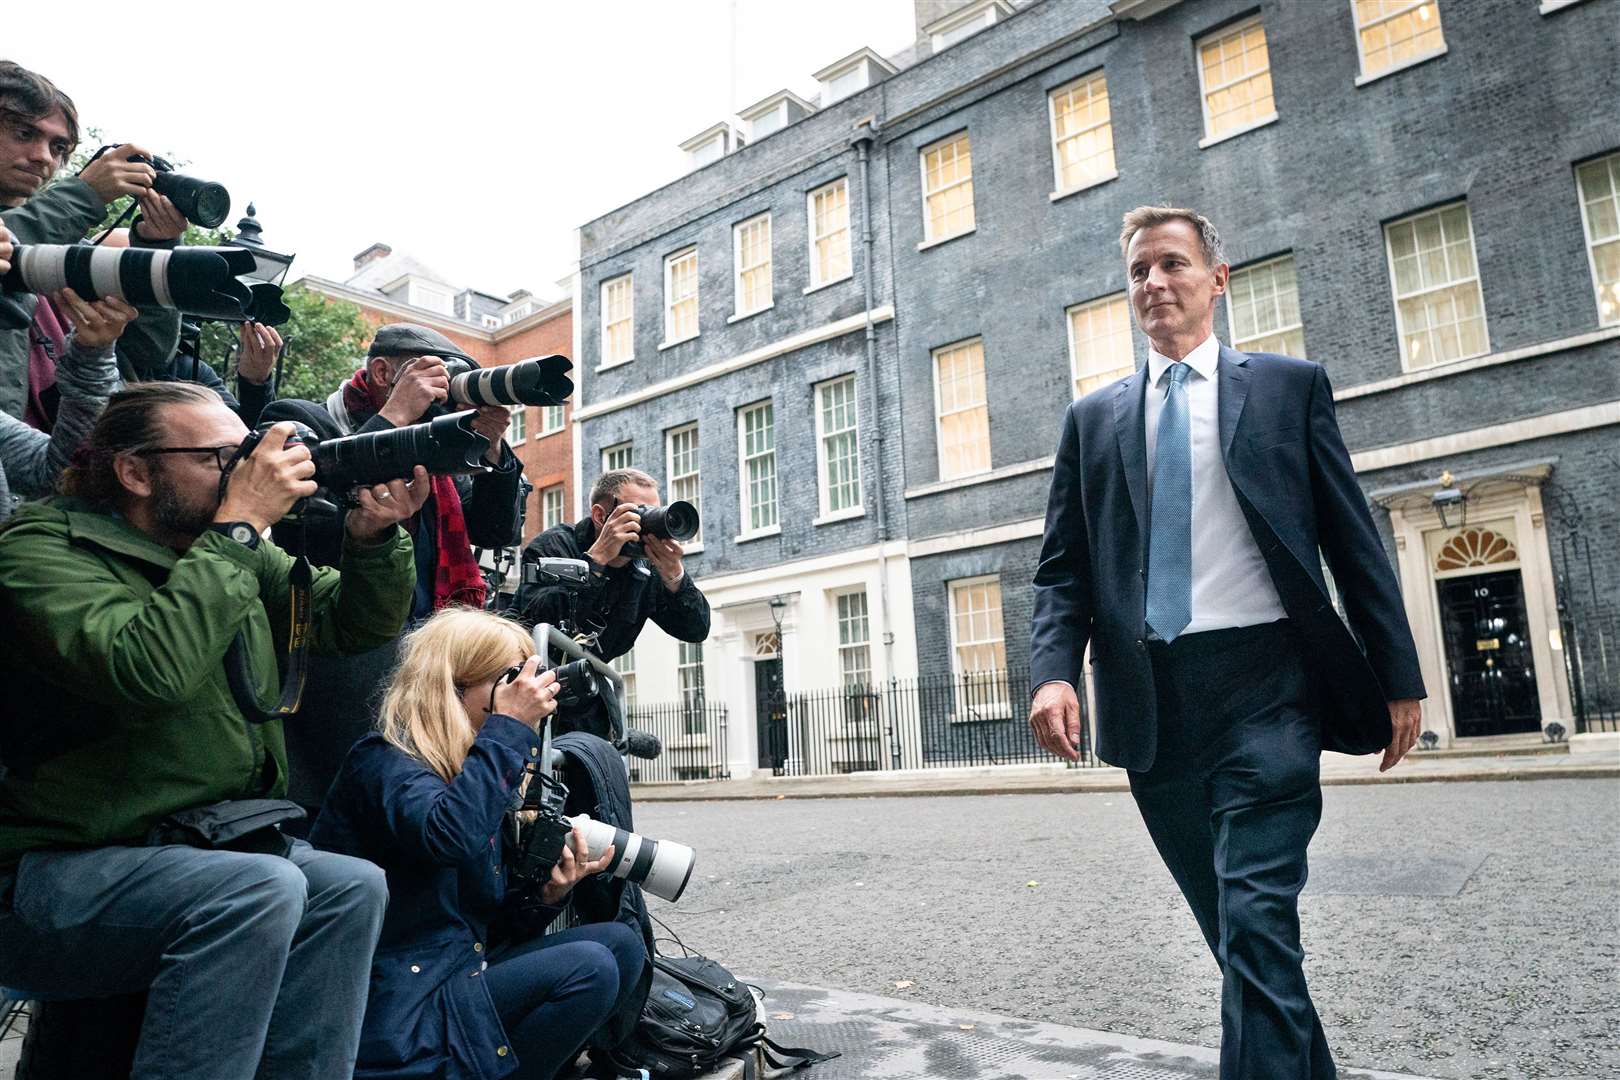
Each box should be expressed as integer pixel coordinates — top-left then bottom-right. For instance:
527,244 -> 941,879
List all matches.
347,304 -> 574,547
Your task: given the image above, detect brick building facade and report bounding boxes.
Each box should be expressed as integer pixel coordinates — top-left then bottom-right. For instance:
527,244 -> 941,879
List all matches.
573,0 -> 1618,776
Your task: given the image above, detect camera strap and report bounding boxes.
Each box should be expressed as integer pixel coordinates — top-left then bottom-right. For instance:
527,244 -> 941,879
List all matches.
225,552 -> 315,724
215,436 -> 316,723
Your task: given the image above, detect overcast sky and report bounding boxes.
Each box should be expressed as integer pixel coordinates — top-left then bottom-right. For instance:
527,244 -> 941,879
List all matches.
6,0 -> 916,302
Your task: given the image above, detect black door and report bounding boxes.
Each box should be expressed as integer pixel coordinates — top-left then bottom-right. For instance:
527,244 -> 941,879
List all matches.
1436,569 -> 1540,737
755,657 -> 788,772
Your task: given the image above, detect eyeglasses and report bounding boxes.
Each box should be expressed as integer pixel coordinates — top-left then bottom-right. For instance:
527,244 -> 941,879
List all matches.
132,445 -> 240,471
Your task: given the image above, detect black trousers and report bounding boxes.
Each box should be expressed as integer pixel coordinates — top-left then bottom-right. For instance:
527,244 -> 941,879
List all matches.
1129,621 -> 1336,1080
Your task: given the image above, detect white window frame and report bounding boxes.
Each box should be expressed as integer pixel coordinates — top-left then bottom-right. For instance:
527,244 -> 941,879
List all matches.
834,588 -> 873,688
1575,152 -> 1620,327
1065,293 -> 1135,399
1351,0 -> 1448,86
662,247 -> 699,347
1383,202 -> 1490,372
538,404 -> 565,436
1224,254 -> 1308,358
932,338 -> 992,481
1195,14 -> 1278,148
1047,70 -> 1117,198
505,406 -> 527,445
540,484 -> 565,531
813,374 -> 863,524
600,273 -> 634,369
408,280 -> 455,315
919,132 -> 976,247
946,575 -> 1011,721
612,647 -> 637,717
677,640 -> 706,734
806,178 -> 853,292
665,423 -> 703,551
731,213 -> 773,320
602,442 -> 633,473
736,400 -> 779,539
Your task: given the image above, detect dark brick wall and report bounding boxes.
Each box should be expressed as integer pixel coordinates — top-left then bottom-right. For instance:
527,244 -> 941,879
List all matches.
573,0 -> 1618,684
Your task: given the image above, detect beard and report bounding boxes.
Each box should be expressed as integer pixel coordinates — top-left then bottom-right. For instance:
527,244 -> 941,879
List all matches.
150,464 -> 220,541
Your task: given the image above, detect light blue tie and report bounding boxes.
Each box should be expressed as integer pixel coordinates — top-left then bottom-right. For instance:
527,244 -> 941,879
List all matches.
1146,362 -> 1192,643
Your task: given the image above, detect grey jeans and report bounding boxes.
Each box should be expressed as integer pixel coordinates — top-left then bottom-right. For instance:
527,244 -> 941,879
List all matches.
0,839 -> 387,1080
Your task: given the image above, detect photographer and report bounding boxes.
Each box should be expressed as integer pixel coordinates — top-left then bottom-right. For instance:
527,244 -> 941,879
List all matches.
515,468 -> 710,738
0,60 -> 175,427
0,382 -> 425,1079
309,607 -> 644,1080
260,324 -> 524,818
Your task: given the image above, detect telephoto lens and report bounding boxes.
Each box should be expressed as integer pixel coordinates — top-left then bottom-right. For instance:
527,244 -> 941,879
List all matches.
309,410 -> 491,490
448,354 -> 574,408
567,813 -> 696,903
0,244 -> 281,323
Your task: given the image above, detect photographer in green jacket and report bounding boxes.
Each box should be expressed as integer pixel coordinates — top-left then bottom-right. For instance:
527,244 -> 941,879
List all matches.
0,381 -> 427,1080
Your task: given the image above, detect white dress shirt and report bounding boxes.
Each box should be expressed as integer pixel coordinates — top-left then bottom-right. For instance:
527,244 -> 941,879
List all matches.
1144,335 -> 1286,635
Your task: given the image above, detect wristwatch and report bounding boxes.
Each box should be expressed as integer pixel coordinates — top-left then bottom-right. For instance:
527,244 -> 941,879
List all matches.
210,521 -> 261,550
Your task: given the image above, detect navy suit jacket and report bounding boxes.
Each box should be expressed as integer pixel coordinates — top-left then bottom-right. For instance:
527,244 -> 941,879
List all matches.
1030,346 -> 1425,771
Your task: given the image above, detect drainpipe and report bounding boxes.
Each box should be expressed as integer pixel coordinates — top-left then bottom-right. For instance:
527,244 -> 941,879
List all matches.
852,118 -> 897,682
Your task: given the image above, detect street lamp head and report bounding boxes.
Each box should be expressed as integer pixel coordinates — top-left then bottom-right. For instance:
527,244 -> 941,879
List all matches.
229,203 -> 296,286
768,594 -> 787,632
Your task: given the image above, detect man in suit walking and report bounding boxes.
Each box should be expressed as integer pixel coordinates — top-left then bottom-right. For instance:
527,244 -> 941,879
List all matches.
1028,206 -> 1425,1079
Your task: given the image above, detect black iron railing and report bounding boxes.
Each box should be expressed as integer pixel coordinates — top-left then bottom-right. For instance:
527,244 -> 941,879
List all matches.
764,667 -> 1096,776
624,701 -> 731,783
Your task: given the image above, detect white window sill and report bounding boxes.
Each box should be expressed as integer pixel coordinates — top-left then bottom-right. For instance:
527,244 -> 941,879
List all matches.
595,357 -> 633,373
813,507 -> 865,527
681,542 -> 705,555
509,438 -> 527,446
1396,342 -> 1491,377
917,227 -> 976,253
668,735 -> 712,751
728,303 -> 774,324
1355,45 -> 1448,87
804,274 -> 854,296
1197,113 -> 1278,150
734,525 -> 781,544
538,428 -> 566,440
658,334 -> 699,352
1540,0 -> 1591,11
1050,172 -> 1119,203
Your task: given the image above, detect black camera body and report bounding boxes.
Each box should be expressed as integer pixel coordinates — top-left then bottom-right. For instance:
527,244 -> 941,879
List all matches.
130,152 -> 231,229
620,500 -> 699,558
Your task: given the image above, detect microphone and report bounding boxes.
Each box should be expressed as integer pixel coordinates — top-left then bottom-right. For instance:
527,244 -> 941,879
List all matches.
622,727 -> 662,760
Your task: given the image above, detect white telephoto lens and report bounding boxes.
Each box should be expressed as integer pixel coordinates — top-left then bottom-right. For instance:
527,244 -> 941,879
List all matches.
569,813 -> 697,903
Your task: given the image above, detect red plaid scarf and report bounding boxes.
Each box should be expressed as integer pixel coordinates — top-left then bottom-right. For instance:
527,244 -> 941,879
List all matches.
342,368 -> 487,610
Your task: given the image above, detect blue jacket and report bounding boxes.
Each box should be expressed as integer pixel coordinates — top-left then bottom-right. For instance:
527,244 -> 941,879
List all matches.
309,716 -> 557,1080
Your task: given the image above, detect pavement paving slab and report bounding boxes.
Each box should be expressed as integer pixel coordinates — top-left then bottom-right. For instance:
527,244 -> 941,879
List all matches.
748,980 -> 1443,1080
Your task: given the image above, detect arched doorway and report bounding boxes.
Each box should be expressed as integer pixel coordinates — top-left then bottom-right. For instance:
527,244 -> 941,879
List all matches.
1429,525 -> 1541,737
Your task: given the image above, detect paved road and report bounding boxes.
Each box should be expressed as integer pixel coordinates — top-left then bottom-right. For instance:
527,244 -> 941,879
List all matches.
638,778 -> 1620,1080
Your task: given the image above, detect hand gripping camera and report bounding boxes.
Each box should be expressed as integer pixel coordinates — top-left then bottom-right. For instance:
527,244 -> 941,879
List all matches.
505,623 -> 696,905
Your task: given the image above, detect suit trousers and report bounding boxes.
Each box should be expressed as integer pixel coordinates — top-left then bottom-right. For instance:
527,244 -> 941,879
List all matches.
1129,620 -> 1335,1080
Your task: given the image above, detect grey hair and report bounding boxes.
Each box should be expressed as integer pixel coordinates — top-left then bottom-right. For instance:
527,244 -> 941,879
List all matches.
1118,205 -> 1226,268
590,467 -> 658,507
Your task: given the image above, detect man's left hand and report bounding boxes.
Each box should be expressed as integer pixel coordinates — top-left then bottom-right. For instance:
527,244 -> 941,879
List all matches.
1380,698 -> 1422,772
346,466 -> 432,543
470,405 -> 509,465
643,534 -> 685,591
133,191 -> 187,242
236,321 -> 283,386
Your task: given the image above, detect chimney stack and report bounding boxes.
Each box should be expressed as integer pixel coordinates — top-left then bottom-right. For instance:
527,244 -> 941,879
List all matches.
352,242 -> 393,271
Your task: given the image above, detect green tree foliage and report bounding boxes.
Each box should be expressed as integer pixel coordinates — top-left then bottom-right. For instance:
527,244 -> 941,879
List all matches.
59,131 -> 370,405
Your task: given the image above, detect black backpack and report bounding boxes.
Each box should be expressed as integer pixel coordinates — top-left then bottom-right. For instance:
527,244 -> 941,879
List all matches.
603,932 -> 837,1079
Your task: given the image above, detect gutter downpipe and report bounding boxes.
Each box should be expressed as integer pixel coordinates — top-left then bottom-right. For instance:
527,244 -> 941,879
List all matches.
852,118 -> 897,685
